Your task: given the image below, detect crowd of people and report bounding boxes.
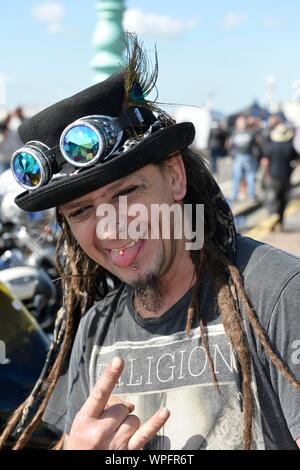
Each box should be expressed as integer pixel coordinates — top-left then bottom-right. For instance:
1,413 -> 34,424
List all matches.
207,112 -> 300,231
0,108 -> 26,173
1,106 -> 299,233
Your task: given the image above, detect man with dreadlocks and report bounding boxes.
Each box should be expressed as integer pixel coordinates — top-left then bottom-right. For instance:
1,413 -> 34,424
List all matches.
1,37 -> 300,451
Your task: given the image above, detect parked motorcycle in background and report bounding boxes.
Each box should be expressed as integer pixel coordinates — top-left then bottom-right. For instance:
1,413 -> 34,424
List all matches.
0,281 -> 49,411
0,169 -> 61,447
0,281 -> 59,448
0,170 -> 60,335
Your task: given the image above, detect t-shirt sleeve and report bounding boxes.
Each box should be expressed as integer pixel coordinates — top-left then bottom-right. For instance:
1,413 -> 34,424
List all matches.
42,319 -> 89,436
266,271 -> 300,442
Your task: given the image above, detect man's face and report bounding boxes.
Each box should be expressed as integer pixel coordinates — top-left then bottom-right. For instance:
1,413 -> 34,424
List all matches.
269,115 -> 280,129
59,154 -> 187,288
236,116 -> 246,131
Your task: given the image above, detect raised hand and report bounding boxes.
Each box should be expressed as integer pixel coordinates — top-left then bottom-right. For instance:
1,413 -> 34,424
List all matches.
64,357 -> 170,450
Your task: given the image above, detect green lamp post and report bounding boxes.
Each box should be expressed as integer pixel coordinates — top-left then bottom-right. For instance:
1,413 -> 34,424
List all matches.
92,0 -> 126,83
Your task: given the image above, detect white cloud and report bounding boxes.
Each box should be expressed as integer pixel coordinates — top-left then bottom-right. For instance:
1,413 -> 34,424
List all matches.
32,1 -> 66,34
47,23 -> 64,34
264,16 -> 288,28
32,2 -> 65,22
222,13 -> 247,30
123,8 -> 200,39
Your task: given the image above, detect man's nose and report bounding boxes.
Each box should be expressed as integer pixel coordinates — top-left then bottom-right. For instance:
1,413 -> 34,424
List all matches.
96,212 -> 128,241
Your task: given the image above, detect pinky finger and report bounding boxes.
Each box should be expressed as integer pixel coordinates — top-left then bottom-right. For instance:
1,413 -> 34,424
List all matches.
128,408 -> 170,450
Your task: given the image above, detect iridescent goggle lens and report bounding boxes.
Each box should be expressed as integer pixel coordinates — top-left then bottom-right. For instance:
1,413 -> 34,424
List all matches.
11,151 -> 43,190
60,123 -> 103,167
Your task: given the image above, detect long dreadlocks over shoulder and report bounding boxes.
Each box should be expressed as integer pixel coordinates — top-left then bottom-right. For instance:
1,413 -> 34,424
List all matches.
0,32 -> 183,452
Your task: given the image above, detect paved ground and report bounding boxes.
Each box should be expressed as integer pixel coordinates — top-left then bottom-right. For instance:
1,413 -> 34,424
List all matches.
216,157 -> 300,257
252,199 -> 300,257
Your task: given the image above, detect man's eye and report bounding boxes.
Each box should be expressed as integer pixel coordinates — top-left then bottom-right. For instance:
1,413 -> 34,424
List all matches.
69,206 -> 92,218
115,186 -> 138,198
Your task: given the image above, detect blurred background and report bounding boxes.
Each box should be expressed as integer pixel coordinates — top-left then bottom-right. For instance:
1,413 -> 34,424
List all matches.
0,0 -> 300,115
0,0 -> 300,448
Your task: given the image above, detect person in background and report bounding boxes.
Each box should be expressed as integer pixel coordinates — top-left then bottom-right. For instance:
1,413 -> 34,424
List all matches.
0,114 -> 12,173
229,115 -> 260,203
14,107 -> 26,124
207,121 -> 228,175
0,122 -> 8,146
260,113 -> 282,145
239,116 -> 263,200
0,110 -> 24,174
261,123 -> 299,231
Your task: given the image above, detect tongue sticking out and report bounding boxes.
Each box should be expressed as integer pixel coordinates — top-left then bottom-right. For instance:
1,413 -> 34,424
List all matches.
110,240 -> 143,268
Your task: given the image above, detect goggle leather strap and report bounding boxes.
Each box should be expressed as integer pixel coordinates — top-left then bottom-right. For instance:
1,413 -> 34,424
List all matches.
53,149 -> 66,170
117,107 -> 145,129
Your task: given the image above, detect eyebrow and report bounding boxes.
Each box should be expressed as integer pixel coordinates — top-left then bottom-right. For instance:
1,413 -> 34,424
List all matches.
61,176 -> 136,211
61,199 -> 91,211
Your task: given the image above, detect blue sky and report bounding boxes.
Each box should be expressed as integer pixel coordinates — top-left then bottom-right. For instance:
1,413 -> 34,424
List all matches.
0,0 -> 299,114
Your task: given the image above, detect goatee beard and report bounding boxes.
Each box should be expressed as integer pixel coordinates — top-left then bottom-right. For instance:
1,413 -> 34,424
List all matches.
133,273 -> 166,312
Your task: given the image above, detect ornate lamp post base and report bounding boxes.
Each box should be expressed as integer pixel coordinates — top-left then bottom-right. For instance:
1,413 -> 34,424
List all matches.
92,0 -> 126,83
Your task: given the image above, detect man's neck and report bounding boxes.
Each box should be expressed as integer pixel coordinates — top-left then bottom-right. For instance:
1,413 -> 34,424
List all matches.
133,247 -> 197,319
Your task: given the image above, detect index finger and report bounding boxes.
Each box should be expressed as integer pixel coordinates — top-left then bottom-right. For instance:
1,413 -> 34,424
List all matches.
80,357 -> 124,419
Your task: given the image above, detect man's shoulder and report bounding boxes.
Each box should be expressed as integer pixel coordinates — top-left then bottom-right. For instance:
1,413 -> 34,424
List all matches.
235,235 -> 300,319
78,283 -> 128,334
236,235 -> 300,274
236,235 -> 300,271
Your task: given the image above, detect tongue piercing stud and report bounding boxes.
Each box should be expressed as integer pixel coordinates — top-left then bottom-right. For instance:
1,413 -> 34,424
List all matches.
119,250 -> 125,256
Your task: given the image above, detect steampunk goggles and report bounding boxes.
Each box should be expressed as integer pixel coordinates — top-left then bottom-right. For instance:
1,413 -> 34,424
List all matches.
11,108 -> 150,191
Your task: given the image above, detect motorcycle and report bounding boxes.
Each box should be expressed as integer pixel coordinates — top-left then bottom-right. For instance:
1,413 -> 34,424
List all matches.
0,281 -> 58,448
0,171 -> 61,447
0,193 -> 60,334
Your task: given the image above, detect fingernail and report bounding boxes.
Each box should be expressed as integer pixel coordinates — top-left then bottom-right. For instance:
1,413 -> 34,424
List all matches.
123,400 -> 134,409
159,408 -> 170,420
110,357 -> 123,371
127,403 -> 135,413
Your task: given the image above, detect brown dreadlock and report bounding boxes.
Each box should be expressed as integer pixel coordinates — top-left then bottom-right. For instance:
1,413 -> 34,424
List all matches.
182,149 -> 300,449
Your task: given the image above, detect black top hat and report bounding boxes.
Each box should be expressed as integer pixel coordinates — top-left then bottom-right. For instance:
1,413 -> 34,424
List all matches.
14,70 -> 195,212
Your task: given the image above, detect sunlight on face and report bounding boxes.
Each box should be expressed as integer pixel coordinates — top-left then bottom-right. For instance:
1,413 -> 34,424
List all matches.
59,156 -> 187,286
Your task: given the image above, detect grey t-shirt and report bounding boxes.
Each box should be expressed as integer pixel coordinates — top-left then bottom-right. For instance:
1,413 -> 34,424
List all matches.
43,235 -> 300,449
231,130 -> 257,157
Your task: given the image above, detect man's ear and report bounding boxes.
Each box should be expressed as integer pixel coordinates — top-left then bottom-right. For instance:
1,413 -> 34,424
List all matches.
163,152 -> 187,201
